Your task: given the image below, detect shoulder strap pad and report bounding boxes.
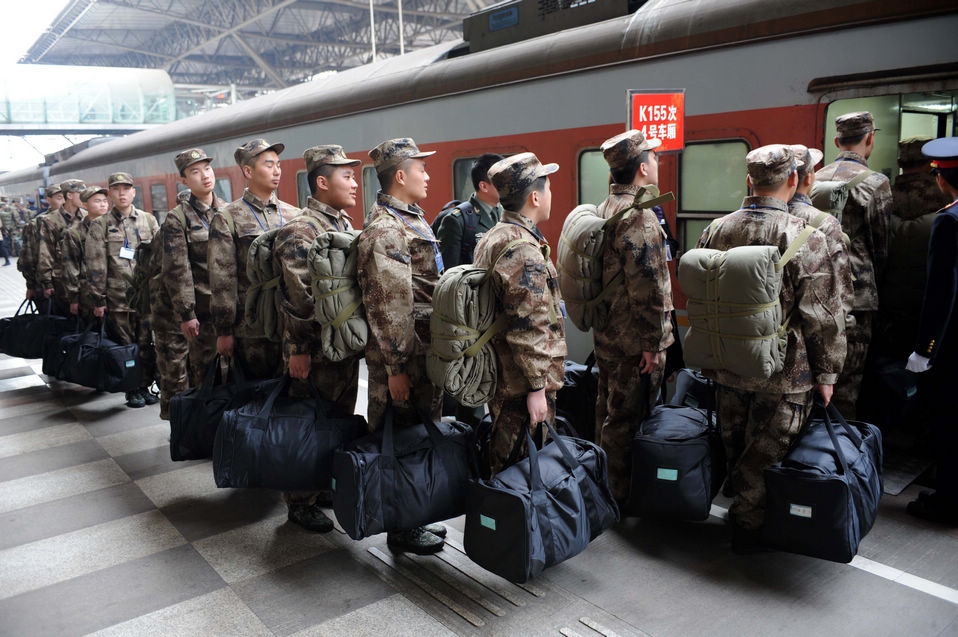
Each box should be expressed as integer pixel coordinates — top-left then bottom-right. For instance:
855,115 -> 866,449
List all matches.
776,224 -> 818,270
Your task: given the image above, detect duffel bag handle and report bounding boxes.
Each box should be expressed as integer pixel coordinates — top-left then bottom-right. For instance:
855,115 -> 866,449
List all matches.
14,298 -> 37,316
256,374 -> 289,422
75,320 -> 99,361
199,355 -> 227,394
525,427 -> 546,492
815,396 -> 854,476
541,419 -> 584,474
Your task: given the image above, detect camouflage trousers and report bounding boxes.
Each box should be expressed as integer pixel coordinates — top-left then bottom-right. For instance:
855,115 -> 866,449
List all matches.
284,354 -> 361,507
833,311 -> 873,419
364,346 -> 442,433
717,385 -> 811,530
235,335 -> 283,381
186,320 -> 218,388
154,329 -> 189,420
107,311 -> 156,388
487,392 -> 557,476
595,354 -> 665,501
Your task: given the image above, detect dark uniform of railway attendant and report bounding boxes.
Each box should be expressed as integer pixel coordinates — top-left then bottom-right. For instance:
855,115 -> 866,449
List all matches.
61,186 -> 110,321
273,144 -> 363,533
903,137 -> 958,527
697,145 -> 845,551
162,150 -> 227,387
592,130 -> 674,502
19,184 -> 62,299
210,139 -> 300,380
436,153 -> 504,268
37,179 -> 86,316
85,173 -> 160,408
815,111 -> 891,418
473,153 -> 567,475
357,137 -> 445,555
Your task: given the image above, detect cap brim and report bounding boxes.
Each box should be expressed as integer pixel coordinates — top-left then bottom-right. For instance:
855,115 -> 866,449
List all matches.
411,150 -> 436,159
326,158 -> 362,167
266,143 -> 285,156
537,162 -> 560,178
808,148 -> 824,167
184,157 -> 213,170
110,180 -> 134,186
643,138 -> 663,151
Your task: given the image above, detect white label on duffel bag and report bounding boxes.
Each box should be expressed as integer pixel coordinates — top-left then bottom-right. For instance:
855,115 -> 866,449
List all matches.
789,503 -> 813,518
125,360 -> 136,368
331,478 -> 336,491
656,468 -> 678,481
480,514 -> 496,531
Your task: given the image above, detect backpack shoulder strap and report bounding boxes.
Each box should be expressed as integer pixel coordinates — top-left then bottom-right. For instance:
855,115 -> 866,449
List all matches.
776,224 -> 818,271
846,170 -> 875,192
172,206 -> 189,240
218,208 -> 236,236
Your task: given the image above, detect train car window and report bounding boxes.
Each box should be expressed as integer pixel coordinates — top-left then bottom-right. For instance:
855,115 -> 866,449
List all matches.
149,184 -> 168,213
362,166 -> 381,222
578,150 -> 609,206
296,170 -> 309,208
176,182 -> 188,193
132,188 -> 144,211
215,178 -> 231,204
453,158 -> 476,204
678,141 -> 749,253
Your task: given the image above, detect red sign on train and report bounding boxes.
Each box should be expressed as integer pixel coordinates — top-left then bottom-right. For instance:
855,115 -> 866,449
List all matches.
627,90 -> 685,153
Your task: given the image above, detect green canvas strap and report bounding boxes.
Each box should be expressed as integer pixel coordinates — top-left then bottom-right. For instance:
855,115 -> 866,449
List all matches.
776,225 -> 817,270
218,209 -> 236,235
327,297 -> 363,330
846,170 -> 874,193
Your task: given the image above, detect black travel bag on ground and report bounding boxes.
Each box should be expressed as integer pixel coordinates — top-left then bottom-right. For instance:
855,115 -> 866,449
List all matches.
556,353 -> 599,442
213,376 -> 366,490
763,400 -> 883,563
169,356 -> 282,461
42,318 -> 85,377
669,368 -> 715,411
332,403 -> 477,540
1,299 -> 77,360
464,421 -> 618,583
56,321 -> 141,392
628,403 -> 725,520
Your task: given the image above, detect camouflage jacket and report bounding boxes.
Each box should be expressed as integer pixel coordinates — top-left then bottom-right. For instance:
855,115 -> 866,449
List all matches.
209,189 -> 300,337
357,191 -> 440,376
473,209 -> 567,397
788,193 -> 854,319
696,196 -> 846,393
814,151 -> 891,312
60,217 -> 94,306
37,206 -> 85,292
594,184 -> 675,359
161,193 -> 226,323
0,208 -> 18,237
17,212 -> 47,289
85,207 -> 159,311
274,197 -> 354,357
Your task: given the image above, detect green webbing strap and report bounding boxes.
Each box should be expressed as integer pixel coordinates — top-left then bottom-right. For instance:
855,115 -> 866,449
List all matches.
810,211 -> 829,229
219,208 -> 236,235
845,170 -> 874,193
249,275 -> 281,295
583,271 -> 624,307
327,297 -> 363,330
776,225 -> 817,271
173,207 -> 188,237
462,313 -> 510,358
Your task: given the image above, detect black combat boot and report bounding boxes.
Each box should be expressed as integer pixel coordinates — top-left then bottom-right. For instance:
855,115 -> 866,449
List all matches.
387,527 -> 444,555
288,503 -> 334,532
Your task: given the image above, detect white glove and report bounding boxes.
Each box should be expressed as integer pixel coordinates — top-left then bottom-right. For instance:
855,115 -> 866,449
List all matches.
906,352 -> 931,373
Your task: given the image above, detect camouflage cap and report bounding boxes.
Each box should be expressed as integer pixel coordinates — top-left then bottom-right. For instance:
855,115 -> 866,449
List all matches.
746,144 -> 803,188
234,138 -> 284,167
174,148 -> 213,175
304,144 -> 361,173
107,172 -> 134,187
487,152 -> 559,204
788,144 -> 824,173
59,179 -> 87,194
368,138 -> 435,173
600,129 -> 661,171
899,136 -> 933,166
80,185 -> 109,202
836,111 -> 878,139
44,183 -> 62,197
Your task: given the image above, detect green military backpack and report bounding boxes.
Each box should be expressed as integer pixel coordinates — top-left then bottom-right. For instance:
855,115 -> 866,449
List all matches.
244,224 -> 284,343
809,170 -> 875,223
307,227 -> 367,362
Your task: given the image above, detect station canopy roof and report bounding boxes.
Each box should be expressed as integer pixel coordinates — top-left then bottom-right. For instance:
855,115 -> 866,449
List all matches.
20,0 -> 494,97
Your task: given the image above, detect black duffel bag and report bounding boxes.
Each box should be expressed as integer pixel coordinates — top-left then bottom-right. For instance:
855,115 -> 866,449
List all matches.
332,403 -> 477,540
763,400 -> 883,563
57,321 -> 141,392
629,403 -> 725,520
464,420 -> 618,583
213,376 -> 366,490
42,319 -> 86,377
1,299 -> 77,360
169,356 -> 282,461
669,368 -> 715,411
556,353 -> 599,442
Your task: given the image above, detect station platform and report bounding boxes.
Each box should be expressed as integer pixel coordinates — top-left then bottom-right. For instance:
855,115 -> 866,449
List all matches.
1,258 -> 957,637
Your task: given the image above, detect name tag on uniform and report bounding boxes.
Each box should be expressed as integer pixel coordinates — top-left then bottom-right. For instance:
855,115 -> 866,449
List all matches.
119,246 -> 135,260
435,252 -> 444,274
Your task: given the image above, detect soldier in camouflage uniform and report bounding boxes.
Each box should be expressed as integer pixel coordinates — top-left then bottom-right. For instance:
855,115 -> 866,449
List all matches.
210,139 -> 300,380
0,201 -> 17,263
37,179 -> 87,316
18,184 -> 63,299
61,186 -> 110,320
162,149 -> 228,387
788,144 -> 854,327
358,137 -> 445,554
273,144 -> 363,533
590,130 -> 674,502
815,112 -> 891,418
473,153 -> 567,476
697,145 -> 846,551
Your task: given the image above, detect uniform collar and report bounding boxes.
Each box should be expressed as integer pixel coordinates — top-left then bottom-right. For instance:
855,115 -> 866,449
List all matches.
242,188 -> 279,211
110,207 -> 137,222
502,209 -> 546,241
189,193 -> 219,215
376,191 -> 426,218
741,195 -> 789,213
789,193 -> 813,206
609,182 -> 661,201
306,196 -> 352,227
837,150 -> 869,167
469,192 -> 501,218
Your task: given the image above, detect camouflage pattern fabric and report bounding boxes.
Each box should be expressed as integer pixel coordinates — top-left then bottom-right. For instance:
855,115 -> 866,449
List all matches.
815,151 -> 891,313
37,207 -> 85,302
17,212 -> 46,292
696,196 -> 846,394
717,386 -> 811,530
154,327 -> 188,421
357,191 -> 442,430
107,310 -> 156,387
161,193 -> 225,323
186,322 -> 218,387
60,217 -> 94,315
832,311 -> 872,419
486,392 -> 557,476
85,208 -> 159,312
788,193 -> 854,321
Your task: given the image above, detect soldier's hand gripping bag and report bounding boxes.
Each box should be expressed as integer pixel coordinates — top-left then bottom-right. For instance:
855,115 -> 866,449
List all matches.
57,321 -> 141,392
762,400 -> 882,563
464,421 -> 618,583
213,376 -> 366,490
628,404 -> 725,520
332,402 -> 477,541
555,353 -> 599,442
169,356 -> 282,461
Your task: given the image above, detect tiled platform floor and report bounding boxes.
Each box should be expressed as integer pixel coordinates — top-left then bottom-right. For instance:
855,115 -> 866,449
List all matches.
2,258 -> 958,636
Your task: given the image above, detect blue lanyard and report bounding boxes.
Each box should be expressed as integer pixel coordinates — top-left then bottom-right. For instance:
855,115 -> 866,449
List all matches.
246,200 -> 282,231
385,206 -> 443,274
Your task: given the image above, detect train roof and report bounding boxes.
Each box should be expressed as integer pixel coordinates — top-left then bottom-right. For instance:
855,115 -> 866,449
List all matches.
2,0 -> 954,185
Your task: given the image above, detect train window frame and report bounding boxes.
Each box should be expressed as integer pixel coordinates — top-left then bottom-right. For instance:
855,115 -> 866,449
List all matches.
577,148 -> 609,206
362,165 -> 381,222
453,157 -> 477,204
132,186 -> 144,211
677,139 -> 750,254
149,183 -> 168,213
214,177 -> 231,204
296,170 -> 310,208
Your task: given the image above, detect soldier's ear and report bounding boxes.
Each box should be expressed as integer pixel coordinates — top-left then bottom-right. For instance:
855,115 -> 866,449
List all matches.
242,164 -> 254,180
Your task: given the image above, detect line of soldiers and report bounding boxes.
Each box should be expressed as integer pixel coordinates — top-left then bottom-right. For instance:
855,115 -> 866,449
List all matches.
1,197 -> 35,265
